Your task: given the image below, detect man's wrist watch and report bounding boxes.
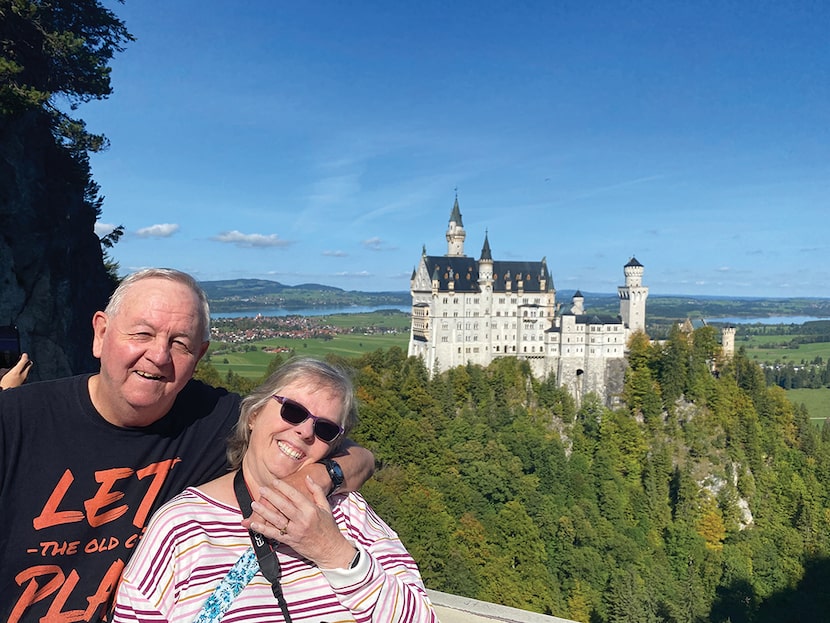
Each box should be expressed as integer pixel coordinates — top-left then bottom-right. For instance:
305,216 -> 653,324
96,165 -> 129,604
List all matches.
321,458 -> 345,494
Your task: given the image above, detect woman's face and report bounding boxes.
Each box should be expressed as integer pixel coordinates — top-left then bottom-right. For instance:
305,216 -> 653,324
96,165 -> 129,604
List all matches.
242,379 -> 343,487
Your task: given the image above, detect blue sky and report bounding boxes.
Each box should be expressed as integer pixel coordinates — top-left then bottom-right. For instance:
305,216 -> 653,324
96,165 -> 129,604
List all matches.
84,1 -> 829,298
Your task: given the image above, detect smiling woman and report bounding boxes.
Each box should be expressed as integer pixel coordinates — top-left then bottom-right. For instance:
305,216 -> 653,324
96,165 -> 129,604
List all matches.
112,357 -> 438,623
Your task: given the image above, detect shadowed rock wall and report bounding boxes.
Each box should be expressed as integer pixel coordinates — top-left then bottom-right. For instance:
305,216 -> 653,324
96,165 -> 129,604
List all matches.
1,111 -> 115,381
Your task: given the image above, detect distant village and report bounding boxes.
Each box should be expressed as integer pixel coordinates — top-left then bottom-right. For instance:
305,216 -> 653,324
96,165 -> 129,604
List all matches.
210,314 -> 405,346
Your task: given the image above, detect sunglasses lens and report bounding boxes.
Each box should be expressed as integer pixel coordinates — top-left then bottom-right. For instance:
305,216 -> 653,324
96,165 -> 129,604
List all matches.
280,400 -> 309,425
314,420 -> 341,443
277,396 -> 341,443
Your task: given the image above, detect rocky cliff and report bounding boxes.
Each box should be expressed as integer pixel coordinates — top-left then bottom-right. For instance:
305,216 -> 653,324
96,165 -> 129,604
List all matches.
1,110 -> 116,381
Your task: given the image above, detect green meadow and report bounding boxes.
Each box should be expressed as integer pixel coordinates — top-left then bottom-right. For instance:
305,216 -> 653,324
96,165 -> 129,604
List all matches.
786,388 -> 830,427
206,312 -> 411,380
741,331 -> 830,426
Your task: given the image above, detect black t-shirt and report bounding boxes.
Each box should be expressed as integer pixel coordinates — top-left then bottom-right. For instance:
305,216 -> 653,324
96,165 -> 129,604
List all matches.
0,375 -> 240,622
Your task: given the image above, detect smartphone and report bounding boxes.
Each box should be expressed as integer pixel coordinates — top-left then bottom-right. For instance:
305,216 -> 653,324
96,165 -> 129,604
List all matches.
0,325 -> 21,369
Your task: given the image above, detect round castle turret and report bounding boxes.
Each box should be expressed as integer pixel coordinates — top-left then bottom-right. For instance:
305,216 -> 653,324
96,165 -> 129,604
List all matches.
618,257 -> 648,333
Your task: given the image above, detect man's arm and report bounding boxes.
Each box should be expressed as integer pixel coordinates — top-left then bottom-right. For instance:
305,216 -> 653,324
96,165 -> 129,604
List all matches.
281,439 -> 375,495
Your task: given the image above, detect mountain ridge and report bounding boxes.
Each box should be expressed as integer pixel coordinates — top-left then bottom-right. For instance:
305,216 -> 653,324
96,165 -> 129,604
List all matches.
199,279 -> 830,320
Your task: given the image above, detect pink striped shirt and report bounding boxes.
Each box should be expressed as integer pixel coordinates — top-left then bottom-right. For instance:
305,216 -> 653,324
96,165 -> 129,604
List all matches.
111,488 -> 437,622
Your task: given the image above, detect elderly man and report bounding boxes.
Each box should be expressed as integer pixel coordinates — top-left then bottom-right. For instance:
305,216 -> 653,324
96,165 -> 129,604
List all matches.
0,268 -> 374,622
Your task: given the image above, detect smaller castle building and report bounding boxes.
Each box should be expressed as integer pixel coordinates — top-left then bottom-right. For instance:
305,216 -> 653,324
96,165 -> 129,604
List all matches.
408,198 -> 649,404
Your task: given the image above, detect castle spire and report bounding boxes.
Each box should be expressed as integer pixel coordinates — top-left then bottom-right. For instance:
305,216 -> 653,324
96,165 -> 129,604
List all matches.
449,194 -> 463,227
445,194 -> 466,256
480,230 -> 492,261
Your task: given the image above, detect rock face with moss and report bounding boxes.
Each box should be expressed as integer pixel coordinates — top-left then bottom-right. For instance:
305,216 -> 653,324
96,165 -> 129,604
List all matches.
0,1 -> 132,380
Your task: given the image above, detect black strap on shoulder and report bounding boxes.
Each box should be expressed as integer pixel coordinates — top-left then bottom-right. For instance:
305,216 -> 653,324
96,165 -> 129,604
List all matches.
233,469 -> 293,622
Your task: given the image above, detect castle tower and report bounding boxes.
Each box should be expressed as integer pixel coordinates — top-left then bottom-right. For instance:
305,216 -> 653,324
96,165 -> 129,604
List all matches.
445,195 -> 466,257
571,290 -> 584,315
721,326 -> 736,359
477,231 -> 493,287
618,257 -> 648,332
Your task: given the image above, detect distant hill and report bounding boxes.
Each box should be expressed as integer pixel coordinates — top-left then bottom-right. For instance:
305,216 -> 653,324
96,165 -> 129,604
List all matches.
199,279 -> 409,312
199,279 -> 342,298
199,279 -> 830,320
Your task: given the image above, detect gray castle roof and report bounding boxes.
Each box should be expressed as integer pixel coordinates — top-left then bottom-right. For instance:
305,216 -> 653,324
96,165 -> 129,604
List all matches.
424,255 -> 552,294
449,196 -> 463,226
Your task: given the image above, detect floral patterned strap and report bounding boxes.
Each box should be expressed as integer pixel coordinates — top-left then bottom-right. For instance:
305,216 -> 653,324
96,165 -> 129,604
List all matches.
192,546 -> 259,623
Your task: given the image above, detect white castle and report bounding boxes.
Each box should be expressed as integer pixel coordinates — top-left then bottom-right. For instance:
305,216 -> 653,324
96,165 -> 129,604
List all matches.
408,197 -> 648,404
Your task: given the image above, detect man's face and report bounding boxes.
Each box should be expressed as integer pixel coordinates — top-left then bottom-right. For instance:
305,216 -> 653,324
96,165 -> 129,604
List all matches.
90,278 -> 209,427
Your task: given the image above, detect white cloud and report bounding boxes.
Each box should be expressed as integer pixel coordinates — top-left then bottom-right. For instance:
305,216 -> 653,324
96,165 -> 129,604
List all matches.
136,223 -> 180,238
323,249 -> 348,257
94,222 -> 117,237
212,230 -> 292,248
362,237 -> 396,251
335,271 -> 372,278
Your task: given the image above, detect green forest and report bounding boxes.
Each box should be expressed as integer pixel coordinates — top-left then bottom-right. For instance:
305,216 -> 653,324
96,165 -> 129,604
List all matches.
195,324 -> 830,623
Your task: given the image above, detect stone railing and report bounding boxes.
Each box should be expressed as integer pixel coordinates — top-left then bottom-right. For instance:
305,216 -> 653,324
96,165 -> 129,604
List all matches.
428,589 -> 579,623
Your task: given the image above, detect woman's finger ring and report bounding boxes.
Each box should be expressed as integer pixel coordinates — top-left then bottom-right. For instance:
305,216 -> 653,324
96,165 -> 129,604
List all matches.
279,519 -> 290,536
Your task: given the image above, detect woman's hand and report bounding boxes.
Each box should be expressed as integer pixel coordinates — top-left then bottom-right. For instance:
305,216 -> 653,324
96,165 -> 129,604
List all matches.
243,476 -> 357,569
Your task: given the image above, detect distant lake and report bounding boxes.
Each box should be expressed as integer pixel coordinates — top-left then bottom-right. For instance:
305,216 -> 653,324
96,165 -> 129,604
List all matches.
212,305 -> 410,319
706,316 -> 827,325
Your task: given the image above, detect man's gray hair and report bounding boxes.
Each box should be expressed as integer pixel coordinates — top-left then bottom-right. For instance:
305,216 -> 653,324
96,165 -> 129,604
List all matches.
105,268 -> 211,341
